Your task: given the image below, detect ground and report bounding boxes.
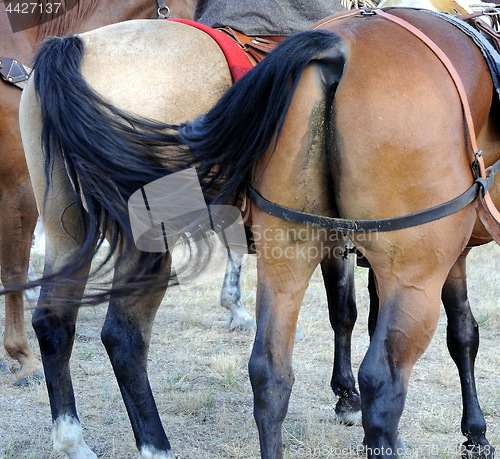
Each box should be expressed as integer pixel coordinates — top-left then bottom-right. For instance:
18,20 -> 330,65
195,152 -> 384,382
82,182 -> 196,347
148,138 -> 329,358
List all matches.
0,243 -> 499,459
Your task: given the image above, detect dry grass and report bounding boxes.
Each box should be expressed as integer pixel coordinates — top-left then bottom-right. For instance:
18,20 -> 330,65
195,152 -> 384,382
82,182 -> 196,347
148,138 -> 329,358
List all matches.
0,243 -> 499,458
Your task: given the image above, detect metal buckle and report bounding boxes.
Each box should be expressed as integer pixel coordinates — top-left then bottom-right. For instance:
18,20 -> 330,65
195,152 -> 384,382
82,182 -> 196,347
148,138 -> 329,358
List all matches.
157,0 -> 174,19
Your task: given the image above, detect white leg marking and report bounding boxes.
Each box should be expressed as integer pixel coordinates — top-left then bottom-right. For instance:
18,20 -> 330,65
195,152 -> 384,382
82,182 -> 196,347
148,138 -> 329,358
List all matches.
24,265 -> 41,309
220,251 -> 256,330
139,446 -> 175,459
52,415 -> 97,459
336,409 -> 362,426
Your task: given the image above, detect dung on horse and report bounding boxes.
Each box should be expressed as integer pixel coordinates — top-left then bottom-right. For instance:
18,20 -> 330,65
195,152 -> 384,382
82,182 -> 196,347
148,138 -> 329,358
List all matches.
0,0 -> 182,385
17,5 -> 500,459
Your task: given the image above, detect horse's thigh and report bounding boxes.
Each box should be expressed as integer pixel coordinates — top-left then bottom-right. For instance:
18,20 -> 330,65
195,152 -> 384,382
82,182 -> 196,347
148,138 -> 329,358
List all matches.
20,79 -> 82,271
252,212 -> 335,346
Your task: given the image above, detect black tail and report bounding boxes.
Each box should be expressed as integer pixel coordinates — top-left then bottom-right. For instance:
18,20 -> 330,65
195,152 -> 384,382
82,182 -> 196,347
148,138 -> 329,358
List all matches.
176,29 -> 346,204
14,30 -> 345,304
25,34 -> 189,303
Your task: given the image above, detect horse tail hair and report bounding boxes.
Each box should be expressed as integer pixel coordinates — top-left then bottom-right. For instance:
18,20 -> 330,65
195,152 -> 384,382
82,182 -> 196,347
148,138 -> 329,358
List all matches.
29,34 -> 186,303
177,29 -> 346,204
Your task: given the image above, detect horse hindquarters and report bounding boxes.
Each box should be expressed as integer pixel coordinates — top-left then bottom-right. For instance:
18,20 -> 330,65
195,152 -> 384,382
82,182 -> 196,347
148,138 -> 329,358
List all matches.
20,19 -> 232,458
330,14 -> 491,457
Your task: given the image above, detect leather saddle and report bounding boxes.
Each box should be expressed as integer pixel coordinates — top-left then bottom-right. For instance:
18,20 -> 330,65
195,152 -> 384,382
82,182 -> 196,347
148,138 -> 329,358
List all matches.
218,27 -> 284,65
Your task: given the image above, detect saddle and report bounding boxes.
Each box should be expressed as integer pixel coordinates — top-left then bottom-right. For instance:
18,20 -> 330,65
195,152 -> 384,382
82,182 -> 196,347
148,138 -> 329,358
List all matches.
217,27 -> 284,66
166,19 -> 283,81
470,9 -> 500,54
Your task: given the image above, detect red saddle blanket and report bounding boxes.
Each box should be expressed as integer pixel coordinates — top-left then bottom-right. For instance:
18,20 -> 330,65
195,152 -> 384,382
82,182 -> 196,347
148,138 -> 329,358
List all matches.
167,18 -> 253,81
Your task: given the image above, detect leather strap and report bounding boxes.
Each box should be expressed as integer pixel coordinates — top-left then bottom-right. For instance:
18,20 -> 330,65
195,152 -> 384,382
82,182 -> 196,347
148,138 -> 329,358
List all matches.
248,9 -> 500,236
249,180 -> 485,232
249,157 -> 500,232
218,27 -> 284,65
474,18 -> 500,54
0,58 -> 30,89
310,9 -> 369,29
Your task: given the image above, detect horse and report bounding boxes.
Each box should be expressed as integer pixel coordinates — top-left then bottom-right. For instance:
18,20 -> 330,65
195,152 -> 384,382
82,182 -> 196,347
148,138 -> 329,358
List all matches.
149,10 -> 500,459
0,0 -> 189,385
17,6 -> 499,459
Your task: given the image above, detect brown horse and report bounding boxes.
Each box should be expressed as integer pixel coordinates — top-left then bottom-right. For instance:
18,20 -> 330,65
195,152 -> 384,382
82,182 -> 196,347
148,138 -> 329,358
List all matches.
0,0 -> 194,384
166,10 -> 500,458
17,6 -> 499,459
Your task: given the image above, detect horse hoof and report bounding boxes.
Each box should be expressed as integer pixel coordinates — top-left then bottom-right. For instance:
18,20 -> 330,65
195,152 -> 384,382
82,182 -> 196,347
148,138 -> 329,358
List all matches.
335,392 -> 362,425
461,439 -> 495,459
226,315 -> 256,330
0,360 -> 11,374
14,370 -> 45,387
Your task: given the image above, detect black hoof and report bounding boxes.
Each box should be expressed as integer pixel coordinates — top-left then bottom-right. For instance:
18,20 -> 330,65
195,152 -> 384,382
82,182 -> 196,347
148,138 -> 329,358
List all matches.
335,392 -> 362,425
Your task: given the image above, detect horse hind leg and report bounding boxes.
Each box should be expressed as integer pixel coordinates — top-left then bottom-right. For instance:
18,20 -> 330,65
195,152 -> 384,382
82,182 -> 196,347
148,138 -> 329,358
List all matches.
320,241 -> 361,425
442,249 -> 494,459
1,182 -> 43,385
366,248 -> 494,458
220,248 -> 256,330
358,278 -> 444,457
249,251 -> 315,458
100,253 -> 173,458
34,275 -> 96,458
32,210 -> 99,458
24,265 -> 41,309
21,78 -> 97,457
220,249 -> 306,342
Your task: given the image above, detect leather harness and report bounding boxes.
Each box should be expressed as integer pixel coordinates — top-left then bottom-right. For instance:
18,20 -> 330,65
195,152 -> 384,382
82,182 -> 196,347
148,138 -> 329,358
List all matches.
0,58 -> 30,89
247,8 -> 500,236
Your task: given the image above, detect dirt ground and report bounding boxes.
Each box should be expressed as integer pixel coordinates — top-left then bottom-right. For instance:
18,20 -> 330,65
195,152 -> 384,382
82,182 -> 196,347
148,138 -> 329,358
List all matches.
1,243 -> 499,459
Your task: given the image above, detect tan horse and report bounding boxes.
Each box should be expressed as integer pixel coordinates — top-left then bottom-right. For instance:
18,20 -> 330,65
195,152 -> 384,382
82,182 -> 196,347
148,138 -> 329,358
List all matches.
19,18 -> 234,458
0,0 -> 194,385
